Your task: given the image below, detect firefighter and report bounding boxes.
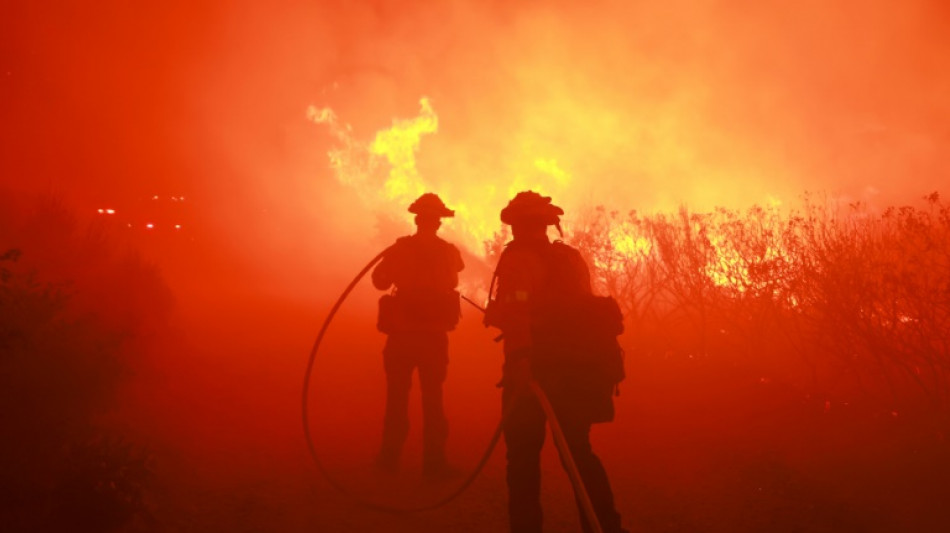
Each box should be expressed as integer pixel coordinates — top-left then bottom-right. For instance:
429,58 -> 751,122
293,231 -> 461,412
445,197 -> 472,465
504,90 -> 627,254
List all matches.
372,193 -> 464,478
485,191 -> 626,533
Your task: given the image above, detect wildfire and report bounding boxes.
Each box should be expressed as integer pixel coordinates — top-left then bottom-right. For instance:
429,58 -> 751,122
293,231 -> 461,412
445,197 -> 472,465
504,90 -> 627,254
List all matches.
611,229 -> 651,259
370,97 -> 438,200
706,232 -> 748,289
308,98 -> 575,256
308,96 -> 793,294
93,195 -> 190,234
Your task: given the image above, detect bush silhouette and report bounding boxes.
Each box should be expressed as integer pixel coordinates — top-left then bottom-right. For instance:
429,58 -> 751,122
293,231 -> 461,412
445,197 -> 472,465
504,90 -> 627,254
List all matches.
566,192 -> 950,411
1,192 -> 171,531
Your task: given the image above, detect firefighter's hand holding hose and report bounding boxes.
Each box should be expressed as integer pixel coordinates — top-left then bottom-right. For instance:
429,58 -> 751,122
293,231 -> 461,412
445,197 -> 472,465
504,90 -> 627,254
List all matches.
480,299 -> 606,533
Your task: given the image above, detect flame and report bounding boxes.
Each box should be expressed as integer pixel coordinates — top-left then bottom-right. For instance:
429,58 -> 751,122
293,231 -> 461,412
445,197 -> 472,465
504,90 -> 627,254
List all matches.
307,95 -> 787,288
307,105 -> 377,193
611,228 -> 651,259
309,100 -> 440,206
309,98 -> 574,256
595,205 -> 794,294
706,232 -> 747,289
370,97 -> 438,201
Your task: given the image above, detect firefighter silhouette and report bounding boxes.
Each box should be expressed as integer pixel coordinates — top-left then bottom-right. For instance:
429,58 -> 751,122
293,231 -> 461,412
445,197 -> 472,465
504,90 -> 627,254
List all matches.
485,191 -> 627,533
372,193 -> 464,478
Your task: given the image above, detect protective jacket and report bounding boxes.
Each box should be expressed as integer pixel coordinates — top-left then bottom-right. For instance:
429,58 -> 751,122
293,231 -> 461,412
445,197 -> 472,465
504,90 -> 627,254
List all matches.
487,237 -> 624,423
371,231 -> 464,474
490,235 -> 628,533
373,233 -> 464,333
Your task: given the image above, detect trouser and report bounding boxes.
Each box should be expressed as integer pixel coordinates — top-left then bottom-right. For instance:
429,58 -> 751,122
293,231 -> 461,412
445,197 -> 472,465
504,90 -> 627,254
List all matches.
379,332 -> 449,469
502,386 -> 623,533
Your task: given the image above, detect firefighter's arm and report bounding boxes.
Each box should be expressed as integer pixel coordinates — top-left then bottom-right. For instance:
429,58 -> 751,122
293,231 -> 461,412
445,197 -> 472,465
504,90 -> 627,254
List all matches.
448,245 -> 464,289
371,249 -> 396,290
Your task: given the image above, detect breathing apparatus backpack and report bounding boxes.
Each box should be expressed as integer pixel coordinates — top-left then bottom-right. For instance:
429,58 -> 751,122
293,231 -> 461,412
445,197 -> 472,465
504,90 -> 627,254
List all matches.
488,240 -> 626,423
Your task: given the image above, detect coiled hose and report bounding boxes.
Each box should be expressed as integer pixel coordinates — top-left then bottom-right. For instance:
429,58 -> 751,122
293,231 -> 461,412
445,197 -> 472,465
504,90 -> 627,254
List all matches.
301,247 -> 505,513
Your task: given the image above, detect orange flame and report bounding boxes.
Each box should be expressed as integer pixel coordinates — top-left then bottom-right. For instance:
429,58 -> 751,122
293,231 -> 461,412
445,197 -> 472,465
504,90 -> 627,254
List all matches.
309,97 -> 789,290
308,98 -> 575,256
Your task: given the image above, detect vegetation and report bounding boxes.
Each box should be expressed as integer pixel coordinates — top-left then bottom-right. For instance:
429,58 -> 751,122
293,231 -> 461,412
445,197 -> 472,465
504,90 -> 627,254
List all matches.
0,194 -> 172,531
3,188 -> 947,531
566,192 -> 950,413
557,193 -> 950,531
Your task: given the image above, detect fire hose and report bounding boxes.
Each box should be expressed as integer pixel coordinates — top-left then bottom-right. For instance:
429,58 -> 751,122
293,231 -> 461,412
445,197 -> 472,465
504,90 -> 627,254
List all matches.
302,246 -> 504,513
302,249 -> 605,532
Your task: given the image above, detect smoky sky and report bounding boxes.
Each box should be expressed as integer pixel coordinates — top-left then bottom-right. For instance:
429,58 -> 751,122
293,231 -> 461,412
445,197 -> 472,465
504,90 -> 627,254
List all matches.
3,0 -> 949,294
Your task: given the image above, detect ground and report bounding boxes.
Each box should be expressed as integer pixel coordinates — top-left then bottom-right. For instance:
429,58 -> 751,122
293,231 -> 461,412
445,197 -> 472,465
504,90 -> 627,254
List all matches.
114,285 -> 950,533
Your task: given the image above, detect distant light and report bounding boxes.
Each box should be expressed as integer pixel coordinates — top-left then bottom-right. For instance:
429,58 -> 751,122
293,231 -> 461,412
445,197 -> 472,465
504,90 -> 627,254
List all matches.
127,223 -> 132,228
105,208 -> 115,214
174,224 -> 182,230
97,208 -> 104,214
146,223 -> 154,229
152,195 -> 159,200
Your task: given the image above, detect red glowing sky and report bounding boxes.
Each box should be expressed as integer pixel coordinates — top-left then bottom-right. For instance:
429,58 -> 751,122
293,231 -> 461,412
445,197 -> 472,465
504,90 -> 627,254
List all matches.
3,0 -> 949,289
4,6 -> 950,531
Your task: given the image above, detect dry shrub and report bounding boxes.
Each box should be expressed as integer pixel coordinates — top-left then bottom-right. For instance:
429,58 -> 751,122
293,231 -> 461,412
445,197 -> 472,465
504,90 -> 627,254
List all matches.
0,191 -> 172,531
568,192 -> 950,411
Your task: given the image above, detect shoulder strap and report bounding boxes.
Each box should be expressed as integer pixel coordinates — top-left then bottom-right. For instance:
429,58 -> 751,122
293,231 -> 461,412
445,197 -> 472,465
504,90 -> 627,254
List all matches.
487,244 -> 512,304
543,240 -> 591,296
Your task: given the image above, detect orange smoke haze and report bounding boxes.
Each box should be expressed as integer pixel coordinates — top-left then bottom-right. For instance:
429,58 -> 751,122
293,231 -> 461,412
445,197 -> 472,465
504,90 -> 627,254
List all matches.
3,3 -> 950,531
4,0 -> 950,293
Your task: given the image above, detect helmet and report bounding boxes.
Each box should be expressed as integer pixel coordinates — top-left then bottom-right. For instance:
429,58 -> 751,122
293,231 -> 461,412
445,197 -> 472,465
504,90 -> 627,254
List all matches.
408,193 -> 455,218
500,191 -> 564,226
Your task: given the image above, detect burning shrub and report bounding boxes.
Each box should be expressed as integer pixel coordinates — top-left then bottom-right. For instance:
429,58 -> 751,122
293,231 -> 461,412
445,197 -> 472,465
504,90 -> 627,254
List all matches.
567,192 -> 950,411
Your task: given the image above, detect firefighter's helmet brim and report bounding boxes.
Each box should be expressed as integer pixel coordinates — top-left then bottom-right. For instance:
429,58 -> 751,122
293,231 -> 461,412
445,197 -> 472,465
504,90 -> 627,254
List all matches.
409,193 -> 455,218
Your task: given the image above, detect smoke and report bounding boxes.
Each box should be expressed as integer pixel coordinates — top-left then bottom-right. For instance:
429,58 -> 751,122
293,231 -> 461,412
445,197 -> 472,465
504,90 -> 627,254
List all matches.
3,0 -> 949,291
3,4 -> 949,528
298,0 -> 950,212
295,0 -> 950,260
